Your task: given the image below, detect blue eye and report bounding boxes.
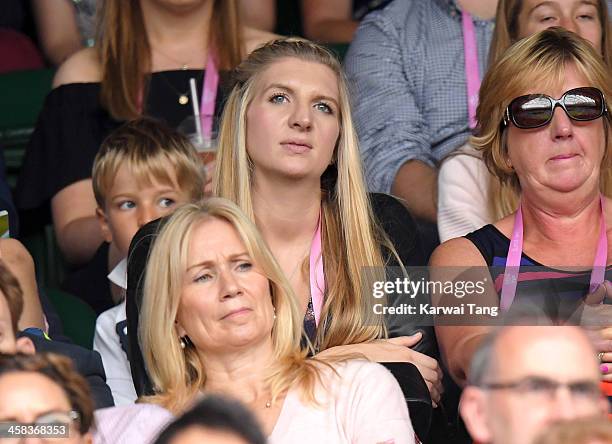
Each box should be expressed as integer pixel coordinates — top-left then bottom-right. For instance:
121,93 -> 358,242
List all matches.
194,273 -> 212,283
118,201 -> 136,210
159,198 -> 175,208
237,262 -> 252,271
315,102 -> 333,114
270,93 -> 288,104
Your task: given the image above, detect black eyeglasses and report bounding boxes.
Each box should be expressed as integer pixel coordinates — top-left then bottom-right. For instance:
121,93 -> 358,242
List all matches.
481,376 -> 602,402
503,87 -> 608,129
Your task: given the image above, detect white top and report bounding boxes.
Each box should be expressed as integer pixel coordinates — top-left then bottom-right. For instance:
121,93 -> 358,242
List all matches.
93,259 -> 137,405
93,360 -> 415,444
437,144 -> 492,243
93,403 -> 173,444
268,360 -> 415,444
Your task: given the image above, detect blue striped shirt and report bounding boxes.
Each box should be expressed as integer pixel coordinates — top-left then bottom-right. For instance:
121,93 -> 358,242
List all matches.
345,0 -> 494,194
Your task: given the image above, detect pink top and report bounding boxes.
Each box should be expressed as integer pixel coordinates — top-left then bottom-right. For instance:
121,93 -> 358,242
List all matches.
269,360 -> 415,444
92,361 -> 415,444
93,403 -> 173,444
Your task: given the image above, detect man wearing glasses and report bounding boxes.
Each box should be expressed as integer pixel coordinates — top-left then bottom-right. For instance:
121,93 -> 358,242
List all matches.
460,325 -> 609,444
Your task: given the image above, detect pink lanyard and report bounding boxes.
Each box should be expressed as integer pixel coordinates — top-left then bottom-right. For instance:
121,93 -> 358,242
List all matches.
200,52 -> 219,140
500,196 -> 608,312
137,51 -> 219,140
309,214 -> 325,326
462,11 -> 481,130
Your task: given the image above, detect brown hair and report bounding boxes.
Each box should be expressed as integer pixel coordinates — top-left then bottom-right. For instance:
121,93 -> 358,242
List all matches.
489,0 -> 612,67
0,352 -> 94,433
97,0 -> 244,120
92,117 -> 205,209
0,259 -> 23,334
472,28 -> 612,212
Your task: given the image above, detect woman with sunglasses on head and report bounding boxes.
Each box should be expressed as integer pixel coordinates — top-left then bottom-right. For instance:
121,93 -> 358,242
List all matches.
437,0 -> 612,243
0,352 -> 94,444
431,28 -> 612,385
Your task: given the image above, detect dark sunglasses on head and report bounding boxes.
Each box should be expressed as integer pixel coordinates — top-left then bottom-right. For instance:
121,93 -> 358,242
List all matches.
503,86 -> 608,129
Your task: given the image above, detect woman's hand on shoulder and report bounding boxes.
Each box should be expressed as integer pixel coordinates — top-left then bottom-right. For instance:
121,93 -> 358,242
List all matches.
53,47 -> 102,88
317,333 -> 443,405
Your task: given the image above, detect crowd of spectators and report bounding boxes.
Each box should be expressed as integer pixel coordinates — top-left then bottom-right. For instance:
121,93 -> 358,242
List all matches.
0,1 -> 611,443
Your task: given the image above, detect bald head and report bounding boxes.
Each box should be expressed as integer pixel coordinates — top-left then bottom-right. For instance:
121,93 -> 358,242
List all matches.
493,326 -> 600,382
461,326 -> 608,444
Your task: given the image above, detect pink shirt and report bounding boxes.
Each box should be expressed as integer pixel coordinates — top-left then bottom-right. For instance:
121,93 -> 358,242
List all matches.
93,403 -> 173,444
93,360 -> 415,444
269,360 -> 415,444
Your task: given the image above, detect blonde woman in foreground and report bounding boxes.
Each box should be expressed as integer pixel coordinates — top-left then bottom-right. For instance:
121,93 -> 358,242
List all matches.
100,198 -> 415,443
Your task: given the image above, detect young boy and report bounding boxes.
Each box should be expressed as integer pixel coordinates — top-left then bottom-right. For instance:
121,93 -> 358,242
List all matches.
91,118 -> 205,405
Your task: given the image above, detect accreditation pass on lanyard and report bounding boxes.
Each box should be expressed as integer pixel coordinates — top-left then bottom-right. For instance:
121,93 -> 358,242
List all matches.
500,196 -> 609,312
462,11 -> 481,130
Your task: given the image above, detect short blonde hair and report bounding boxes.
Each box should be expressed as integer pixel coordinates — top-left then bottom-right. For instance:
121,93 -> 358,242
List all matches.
472,28 -> 612,201
139,198 -> 333,413
92,118 -> 205,209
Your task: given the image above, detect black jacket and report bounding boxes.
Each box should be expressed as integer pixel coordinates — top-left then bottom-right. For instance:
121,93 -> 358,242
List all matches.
20,330 -> 114,408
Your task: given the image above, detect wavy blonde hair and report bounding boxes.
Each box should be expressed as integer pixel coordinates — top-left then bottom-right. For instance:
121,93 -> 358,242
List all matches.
214,38 -> 400,351
472,28 -> 612,218
139,198 -> 338,413
484,1 -> 612,220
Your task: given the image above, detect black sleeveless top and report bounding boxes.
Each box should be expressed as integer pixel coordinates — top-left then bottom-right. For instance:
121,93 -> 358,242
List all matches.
465,224 -> 611,319
16,70 -> 231,215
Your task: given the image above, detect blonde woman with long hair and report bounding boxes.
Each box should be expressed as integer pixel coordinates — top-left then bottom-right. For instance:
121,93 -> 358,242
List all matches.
121,198 -> 415,443
124,38 -> 441,406
213,38 -> 443,401
437,0 -> 612,242
17,0 -> 276,267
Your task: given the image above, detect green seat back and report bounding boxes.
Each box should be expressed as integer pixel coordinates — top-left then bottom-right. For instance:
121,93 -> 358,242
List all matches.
0,69 -> 55,186
46,288 -> 97,349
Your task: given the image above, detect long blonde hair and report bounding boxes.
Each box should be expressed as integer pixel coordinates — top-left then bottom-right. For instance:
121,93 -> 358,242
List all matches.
472,28 -> 612,216
214,38 -> 397,350
97,0 -> 243,120
139,198 -> 335,413
484,1 -> 612,220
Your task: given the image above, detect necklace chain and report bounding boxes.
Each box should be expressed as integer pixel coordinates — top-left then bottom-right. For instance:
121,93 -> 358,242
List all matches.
152,46 -> 194,71
157,71 -> 202,106
286,246 -> 311,283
